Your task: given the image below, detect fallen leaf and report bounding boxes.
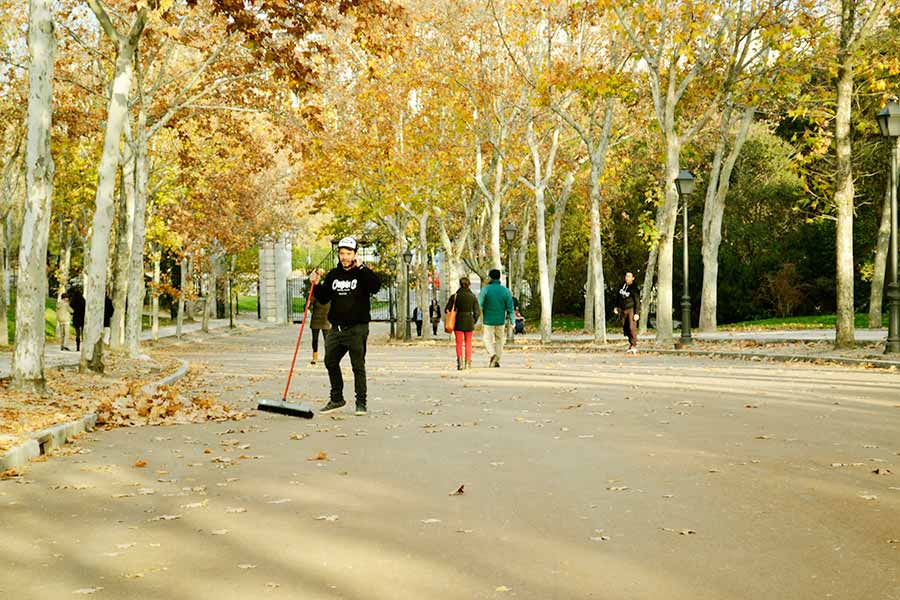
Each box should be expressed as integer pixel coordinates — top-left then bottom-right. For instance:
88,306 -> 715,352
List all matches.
289,433 -> 307,440
661,527 -> 696,535
421,518 -> 441,524
181,500 -> 208,509
238,564 -> 257,570
150,514 -> 182,521
859,494 -> 878,501
73,587 -> 104,595
211,529 -> 230,535
307,451 -> 328,461
495,586 -> 511,592
449,484 -> 465,496
267,498 -> 292,504
315,515 -> 339,521
133,460 -> 147,468
456,529 -> 474,534
225,507 -> 247,514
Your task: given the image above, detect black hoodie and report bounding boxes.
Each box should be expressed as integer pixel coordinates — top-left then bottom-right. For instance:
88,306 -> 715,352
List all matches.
313,264 -> 381,326
616,283 -> 641,314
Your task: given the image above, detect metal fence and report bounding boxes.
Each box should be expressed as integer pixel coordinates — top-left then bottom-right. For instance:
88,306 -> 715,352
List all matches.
286,276 -> 397,324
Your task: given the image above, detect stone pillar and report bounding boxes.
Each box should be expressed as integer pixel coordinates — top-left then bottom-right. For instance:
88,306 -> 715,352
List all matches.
258,235 -> 293,324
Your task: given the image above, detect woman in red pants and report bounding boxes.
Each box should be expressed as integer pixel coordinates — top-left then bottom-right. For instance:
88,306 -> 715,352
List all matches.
446,277 -> 481,370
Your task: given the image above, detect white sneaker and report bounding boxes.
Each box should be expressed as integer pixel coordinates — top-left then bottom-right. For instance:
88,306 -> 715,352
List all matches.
627,347 -> 638,355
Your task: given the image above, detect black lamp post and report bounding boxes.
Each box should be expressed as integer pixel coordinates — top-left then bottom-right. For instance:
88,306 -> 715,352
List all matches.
403,249 -> 413,341
878,100 -> 900,354
387,259 -> 396,339
504,222 -> 518,342
675,169 -> 695,345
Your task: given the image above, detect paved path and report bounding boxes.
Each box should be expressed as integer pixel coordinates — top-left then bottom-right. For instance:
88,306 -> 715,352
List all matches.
519,327 -> 889,344
0,318 -> 248,379
1,325 -> 898,599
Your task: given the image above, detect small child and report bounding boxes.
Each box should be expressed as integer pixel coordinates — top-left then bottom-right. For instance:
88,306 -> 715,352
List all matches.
56,293 -> 73,351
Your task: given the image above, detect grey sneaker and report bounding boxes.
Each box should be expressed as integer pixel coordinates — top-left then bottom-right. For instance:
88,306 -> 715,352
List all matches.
319,399 -> 346,414
355,403 -> 367,416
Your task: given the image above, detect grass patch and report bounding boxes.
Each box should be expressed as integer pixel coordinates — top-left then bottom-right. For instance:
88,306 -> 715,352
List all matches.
722,313 -> 887,330
237,295 -> 258,314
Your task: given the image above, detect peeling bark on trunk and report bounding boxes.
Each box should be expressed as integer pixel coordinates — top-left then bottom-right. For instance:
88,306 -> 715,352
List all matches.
125,115 -> 149,356
653,135 -> 683,344
584,258 -> 593,333
833,60 -> 856,349
151,247 -> 160,340
869,156 -> 894,328
548,172 -> 574,308
699,106 -> 754,332
80,7 -> 146,372
12,0 -> 55,391
176,257 -> 187,339
0,219 -> 9,347
110,163 -> 133,350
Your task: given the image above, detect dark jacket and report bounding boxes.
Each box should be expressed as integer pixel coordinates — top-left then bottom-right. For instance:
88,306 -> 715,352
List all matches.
313,265 -> 381,326
309,297 -> 331,330
616,283 -> 641,314
69,290 -> 86,328
103,296 -> 114,327
447,288 -> 480,332
429,301 -> 441,324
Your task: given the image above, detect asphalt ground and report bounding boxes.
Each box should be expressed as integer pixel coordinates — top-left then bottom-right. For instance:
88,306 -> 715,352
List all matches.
1,325 -> 898,599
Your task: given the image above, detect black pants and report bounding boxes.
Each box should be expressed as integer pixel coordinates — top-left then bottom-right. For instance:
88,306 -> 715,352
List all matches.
311,328 -> 328,353
415,320 -> 423,336
74,326 -> 84,351
432,321 -> 439,335
324,323 -> 369,404
623,308 -> 638,348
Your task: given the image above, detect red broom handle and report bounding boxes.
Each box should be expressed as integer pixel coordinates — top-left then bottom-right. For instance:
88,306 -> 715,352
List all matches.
282,281 -> 317,402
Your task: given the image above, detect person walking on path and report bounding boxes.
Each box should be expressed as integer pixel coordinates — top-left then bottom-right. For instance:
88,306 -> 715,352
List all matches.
56,293 -> 73,351
412,305 -> 424,337
308,272 -> 331,365
310,237 -> 381,415
103,294 -> 114,346
429,298 -> 442,336
613,271 -> 641,354
447,277 -> 480,370
478,269 -> 514,368
68,288 -> 86,352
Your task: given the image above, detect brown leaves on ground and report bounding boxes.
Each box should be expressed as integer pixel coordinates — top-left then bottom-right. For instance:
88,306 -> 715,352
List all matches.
96,382 -> 246,427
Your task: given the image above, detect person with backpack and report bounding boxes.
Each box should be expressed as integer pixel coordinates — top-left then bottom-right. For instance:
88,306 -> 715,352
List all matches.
446,277 -> 480,370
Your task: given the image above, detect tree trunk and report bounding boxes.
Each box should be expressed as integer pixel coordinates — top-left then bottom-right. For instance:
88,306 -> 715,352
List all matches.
653,135 -> 683,344
151,247 -> 160,340
0,218 -> 9,346
833,59 -> 856,348
125,119 -> 149,356
80,26 -> 143,371
584,258 -> 593,333
869,155 -> 894,328
588,171 -> 607,343
533,187 -> 553,343
548,172 -> 574,308
638,242 -> 657,335
176,257 -> 187,338
514,203 -> 531,302
12,0 -> 55,392
109,164 -> 132,350
699,106 -> 754,332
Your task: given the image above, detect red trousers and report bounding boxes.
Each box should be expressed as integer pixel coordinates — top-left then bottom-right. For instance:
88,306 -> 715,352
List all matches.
454,330 -> 473,360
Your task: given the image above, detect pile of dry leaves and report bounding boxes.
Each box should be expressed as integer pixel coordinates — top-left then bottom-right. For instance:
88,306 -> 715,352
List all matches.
0,355 -> 247,453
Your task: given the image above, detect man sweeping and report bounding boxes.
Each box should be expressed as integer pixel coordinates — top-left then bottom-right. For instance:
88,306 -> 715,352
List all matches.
309,237 -> 380,415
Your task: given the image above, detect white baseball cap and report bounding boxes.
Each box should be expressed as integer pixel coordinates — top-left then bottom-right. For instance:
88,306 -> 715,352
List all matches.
337,237 -> 358,251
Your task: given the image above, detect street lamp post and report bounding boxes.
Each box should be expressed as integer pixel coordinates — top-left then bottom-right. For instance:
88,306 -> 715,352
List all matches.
504,222 -> 518,342
403,249 -> 413,341
675,169 -> 695,345
387,259 -> 396,339
877,100 -> 900,354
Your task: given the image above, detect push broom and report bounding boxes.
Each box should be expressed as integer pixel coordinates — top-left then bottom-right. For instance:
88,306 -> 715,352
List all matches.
257,281 -> 317,419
